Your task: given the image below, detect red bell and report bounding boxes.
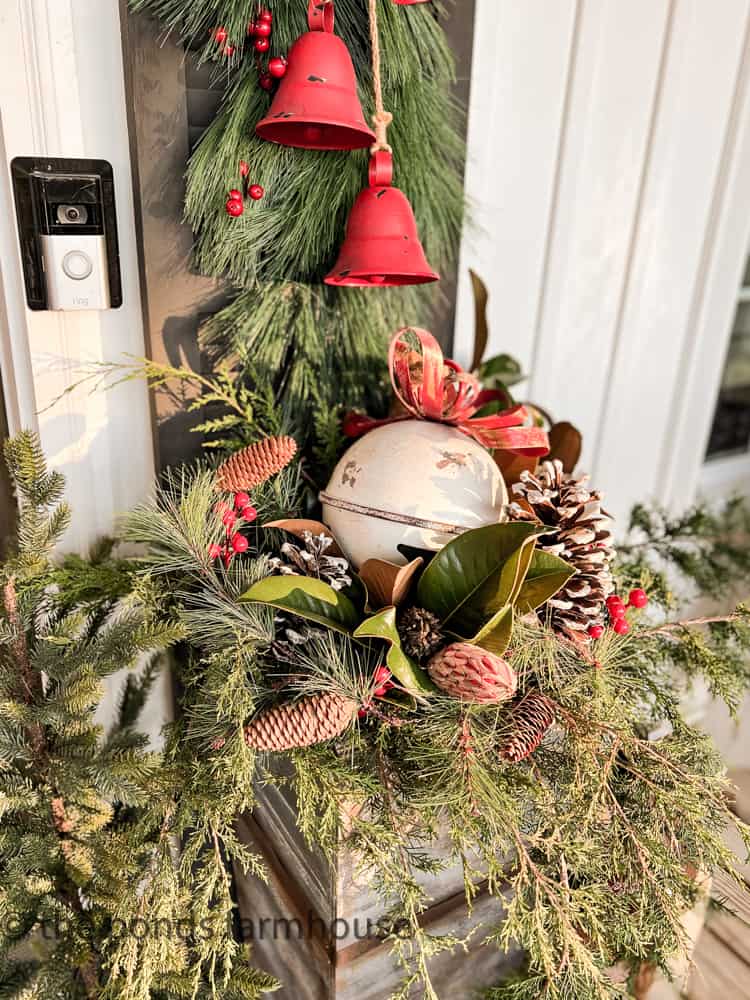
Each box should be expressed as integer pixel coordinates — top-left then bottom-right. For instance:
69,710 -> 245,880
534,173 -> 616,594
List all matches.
255,1 -> 375,151
325,152 -> 439,286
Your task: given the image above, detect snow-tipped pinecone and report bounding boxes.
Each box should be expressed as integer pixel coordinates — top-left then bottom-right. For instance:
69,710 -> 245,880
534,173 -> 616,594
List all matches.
398,607 -> 444,662
216,435 -> 297,491
507,459 -> 615,634
427,642 -> 517,704
499,690 -> 556,763
268,531 -> 352,591
244,693 -> 356,751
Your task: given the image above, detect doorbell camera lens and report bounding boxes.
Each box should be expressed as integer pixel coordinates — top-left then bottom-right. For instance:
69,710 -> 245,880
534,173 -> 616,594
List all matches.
56,204 -> 89,225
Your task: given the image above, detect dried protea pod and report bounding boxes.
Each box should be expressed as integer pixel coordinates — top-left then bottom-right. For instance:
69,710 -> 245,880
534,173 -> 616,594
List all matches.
499,690 -> 556,763
507,459 -> 615,635
244,693 -> 356,751
427,642 -> 517,704
398,606 -> 444,662
216,435 -> 297,492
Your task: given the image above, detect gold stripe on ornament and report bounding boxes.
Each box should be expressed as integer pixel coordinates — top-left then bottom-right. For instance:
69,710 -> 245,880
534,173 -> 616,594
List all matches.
318,492 -> 469,536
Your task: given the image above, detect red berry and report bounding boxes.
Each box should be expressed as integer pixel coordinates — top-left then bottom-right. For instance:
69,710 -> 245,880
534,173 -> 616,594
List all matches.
247,20 -> 257,36
259,72 -> 274,91
249,184 -> 264,200
374,685 -> 389,698
231,533 -> 249,554
588,624 -> 604,639
226,198 -> 244,217
254,19 -> 272,37
609,603 -> 627,620
208,543 -> 222,560
357,708 -> 368,720
224,45 -> 236,56
234,491 -> 251,510
239,160 -> 250,177
213,26 -> 228,43
258,10 -> 273,24
254,37 -> 270,52
228,189 -> 242,201
268,56 -> 287,78
612,619 -> 630,636
606,595 -> 623,610
628,588 -> 648,609
222,510 -> 237,527
374,665 -> 391,684
241,505 -> 258,522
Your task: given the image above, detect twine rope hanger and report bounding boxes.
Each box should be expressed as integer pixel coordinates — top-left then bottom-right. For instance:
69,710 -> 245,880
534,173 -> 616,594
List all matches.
368,0 -> 393,152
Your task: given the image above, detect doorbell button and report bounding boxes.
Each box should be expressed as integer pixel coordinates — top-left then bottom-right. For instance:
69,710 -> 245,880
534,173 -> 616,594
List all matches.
62,250 -> 93,280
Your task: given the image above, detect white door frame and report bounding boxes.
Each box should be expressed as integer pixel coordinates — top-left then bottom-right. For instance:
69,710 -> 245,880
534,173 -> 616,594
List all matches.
0,0 -> 155,551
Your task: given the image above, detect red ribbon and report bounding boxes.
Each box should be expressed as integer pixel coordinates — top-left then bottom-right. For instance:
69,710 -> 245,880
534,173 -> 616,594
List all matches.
343,328 -> 550,457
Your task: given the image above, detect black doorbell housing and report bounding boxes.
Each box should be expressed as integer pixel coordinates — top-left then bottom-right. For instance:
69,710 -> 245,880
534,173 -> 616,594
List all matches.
11,157 -> 122,311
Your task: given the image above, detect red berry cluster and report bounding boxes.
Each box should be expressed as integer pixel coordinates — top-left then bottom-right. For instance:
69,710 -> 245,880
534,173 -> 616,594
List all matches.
209,492 -> 258,568
588,588 -> 649,640
210,10 -> 287,90
225,163 -> 265,217
358,666 -> 395,718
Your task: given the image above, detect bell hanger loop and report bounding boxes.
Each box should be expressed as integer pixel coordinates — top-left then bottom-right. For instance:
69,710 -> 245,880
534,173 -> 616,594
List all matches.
308,0 -> 335,31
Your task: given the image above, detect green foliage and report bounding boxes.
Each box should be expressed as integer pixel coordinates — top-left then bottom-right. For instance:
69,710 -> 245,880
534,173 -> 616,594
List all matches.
618,496 -> 750,602
126,0 -> 464,441
120,459 -> 750,1000
0,433 -> 274,1000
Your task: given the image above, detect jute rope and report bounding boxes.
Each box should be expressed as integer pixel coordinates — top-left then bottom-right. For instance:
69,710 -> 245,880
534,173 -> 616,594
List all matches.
368,0 -> 393,152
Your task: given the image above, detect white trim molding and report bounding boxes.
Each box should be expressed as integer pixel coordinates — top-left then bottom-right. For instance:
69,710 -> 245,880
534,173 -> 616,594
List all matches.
456,0 -> 750,524
0,0 -> 155,551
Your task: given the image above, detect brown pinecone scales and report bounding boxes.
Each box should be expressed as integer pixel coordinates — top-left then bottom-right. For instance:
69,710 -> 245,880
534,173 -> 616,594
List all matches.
507,459 -> 615,634
427,642 -> 517,704
499,690 -> 556,763
244,693 -> 356,751
398,607 -> 444,662
217,435 -> 297,492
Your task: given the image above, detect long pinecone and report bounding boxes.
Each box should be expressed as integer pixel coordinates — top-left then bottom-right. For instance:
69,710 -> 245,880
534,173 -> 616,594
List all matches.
427,642 -> 517,704
398,607 -> 444,662
268,531 -> 352,591
216,435 -> 297,491
499,690 -> 556,763
244,693 -> 356,751
507,459 -> 615,634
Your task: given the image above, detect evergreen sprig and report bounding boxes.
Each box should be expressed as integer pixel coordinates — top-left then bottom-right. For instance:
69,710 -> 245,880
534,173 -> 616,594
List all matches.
117,458 -> 750,1000
0,434 -> 274,1000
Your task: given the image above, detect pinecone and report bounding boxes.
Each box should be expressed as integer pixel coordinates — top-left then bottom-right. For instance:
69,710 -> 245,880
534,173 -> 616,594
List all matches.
507,459 -> 615,634
216,435 -> 297,491
398,607 -> 444,662
268,531 -> 352,591
244,693 -> 357,751
499,690 -> 556,763
427,642 -> 517,704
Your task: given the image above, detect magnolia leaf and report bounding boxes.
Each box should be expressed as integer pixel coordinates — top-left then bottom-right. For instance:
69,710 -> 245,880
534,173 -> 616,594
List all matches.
547,421 -> 583,473
358,557 -> 423,610
478,353 -> 525,389
463,605 -> 514,656
469,269 -> 489,372
353,607 -> 435,697
515,550 -> 576,613
416,522 -> 543,635
241,576 -> 359,633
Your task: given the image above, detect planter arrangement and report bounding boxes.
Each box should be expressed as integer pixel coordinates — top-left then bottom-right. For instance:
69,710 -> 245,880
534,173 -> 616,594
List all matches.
3,0 -> 750,998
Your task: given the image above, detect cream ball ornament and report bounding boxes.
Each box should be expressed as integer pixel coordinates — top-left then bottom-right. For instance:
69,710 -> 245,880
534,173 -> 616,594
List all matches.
320,420 -> 508,567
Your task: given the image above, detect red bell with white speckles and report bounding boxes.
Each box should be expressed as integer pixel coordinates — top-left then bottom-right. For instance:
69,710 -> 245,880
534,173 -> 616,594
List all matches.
325,151 -> 439,287
255,0 -> 374,150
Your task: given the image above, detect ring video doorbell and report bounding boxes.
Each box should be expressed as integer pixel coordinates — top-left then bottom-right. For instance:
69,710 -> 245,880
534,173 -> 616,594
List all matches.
11,157 -> 122,311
